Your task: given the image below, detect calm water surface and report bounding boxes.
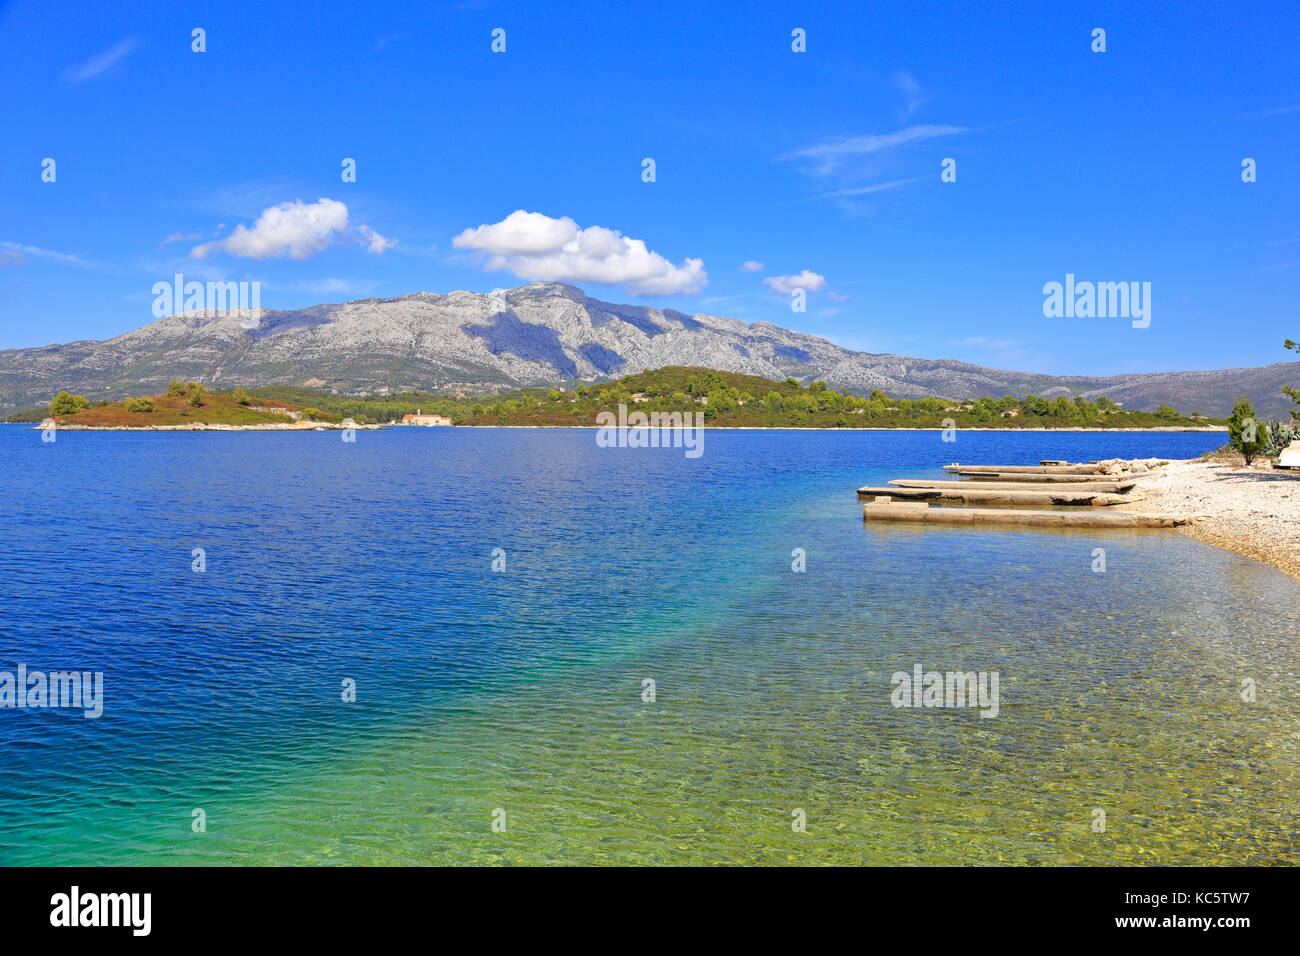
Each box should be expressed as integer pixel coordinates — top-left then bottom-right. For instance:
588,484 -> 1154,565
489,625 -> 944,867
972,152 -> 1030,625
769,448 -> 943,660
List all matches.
1,426 -> 1297,864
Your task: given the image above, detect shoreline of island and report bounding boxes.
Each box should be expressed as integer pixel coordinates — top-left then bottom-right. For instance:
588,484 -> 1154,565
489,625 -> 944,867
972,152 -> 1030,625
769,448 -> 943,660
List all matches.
11,367 -> 1239,433
26,421 -> 382,431
22,422 -> 1229,433
1119,458 -> 1300,581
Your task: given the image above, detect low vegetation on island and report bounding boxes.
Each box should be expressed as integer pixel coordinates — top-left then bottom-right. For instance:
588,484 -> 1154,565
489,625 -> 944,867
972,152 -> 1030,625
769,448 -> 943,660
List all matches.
20,367 -> 1225,430
42,381 -> 339,427
251,367 -> 1214,430
20,363 -> 1293,434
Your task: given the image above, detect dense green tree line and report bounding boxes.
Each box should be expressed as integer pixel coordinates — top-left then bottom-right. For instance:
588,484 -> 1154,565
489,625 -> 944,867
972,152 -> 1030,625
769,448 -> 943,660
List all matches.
242,366 -> 1213,430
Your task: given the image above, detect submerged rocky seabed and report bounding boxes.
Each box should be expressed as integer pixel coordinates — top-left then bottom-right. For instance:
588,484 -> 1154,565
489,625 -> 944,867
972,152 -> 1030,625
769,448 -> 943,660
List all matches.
0,427 -> 1295,865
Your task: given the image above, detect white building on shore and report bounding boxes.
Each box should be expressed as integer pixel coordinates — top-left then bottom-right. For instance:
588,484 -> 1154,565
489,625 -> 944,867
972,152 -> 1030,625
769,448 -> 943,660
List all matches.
401,410 -> 453,426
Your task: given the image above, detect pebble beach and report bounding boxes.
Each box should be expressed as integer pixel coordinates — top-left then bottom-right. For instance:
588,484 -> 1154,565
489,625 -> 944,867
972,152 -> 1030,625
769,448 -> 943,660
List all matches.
1124,458 -> 1300,580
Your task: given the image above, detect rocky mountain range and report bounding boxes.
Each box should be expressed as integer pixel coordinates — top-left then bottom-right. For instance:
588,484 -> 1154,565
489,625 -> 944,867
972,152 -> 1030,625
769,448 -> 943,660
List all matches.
1,281 -> 1295,417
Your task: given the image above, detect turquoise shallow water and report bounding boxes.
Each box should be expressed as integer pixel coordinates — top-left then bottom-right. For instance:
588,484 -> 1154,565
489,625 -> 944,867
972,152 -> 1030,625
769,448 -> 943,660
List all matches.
0,426 -> 1297,864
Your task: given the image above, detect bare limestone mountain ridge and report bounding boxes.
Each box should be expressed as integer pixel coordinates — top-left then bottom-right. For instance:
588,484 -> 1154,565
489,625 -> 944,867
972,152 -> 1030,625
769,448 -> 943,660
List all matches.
1,281 -> 1294,417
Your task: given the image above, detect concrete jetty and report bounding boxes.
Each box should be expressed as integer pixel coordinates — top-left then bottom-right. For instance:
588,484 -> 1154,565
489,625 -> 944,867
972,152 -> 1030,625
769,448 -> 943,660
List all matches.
861,498 -> 1189,528
943,463 -> 1106,476
940,471 -> 1132,484
860,459 -> 1185,529
857,486 -> 1132,507
888,478 -> 1138,493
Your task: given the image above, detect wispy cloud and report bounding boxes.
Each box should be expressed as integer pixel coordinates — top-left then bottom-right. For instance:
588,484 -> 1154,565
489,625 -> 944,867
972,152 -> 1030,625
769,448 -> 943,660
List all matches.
65,38 -> 139,84
893,71 -> 927,118
0,241 -> 102,269
359,224 -> 397,254
782,124 -> 968,175
814,176 -> 927,200
1234,105 -> 1300,120
160,232 -> 203,248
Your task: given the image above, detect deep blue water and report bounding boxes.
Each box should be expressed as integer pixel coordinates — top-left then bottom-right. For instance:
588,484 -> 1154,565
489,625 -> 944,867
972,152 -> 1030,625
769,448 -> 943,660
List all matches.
1,426 -> 1297,864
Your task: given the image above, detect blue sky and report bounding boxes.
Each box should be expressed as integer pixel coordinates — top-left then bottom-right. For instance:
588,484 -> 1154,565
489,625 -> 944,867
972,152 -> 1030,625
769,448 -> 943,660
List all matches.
1,0 -> 1296,375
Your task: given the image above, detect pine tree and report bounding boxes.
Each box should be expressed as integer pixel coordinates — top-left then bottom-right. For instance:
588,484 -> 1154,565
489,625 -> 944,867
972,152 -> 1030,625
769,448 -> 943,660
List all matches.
1226,395 -> 1267,465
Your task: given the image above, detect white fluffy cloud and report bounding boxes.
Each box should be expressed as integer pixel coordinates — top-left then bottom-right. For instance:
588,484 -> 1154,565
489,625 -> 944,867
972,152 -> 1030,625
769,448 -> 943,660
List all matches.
740,260 -> 764,272
452,209 -> 707,295
191,198 -> 394,259
455,210 -> 579,254
763,270 -> 827,295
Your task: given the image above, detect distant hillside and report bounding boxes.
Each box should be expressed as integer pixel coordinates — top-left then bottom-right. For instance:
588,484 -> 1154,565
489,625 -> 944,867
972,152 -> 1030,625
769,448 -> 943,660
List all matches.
0,281 -> 1294,417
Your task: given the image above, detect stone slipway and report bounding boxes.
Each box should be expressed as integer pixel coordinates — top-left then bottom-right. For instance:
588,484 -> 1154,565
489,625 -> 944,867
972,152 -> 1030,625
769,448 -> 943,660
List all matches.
943,463 -> 1107,476
941,471 -> 1135,484
862,499 -> 1190,528
857,486 -> 1132,507
888,478 -> 1138,493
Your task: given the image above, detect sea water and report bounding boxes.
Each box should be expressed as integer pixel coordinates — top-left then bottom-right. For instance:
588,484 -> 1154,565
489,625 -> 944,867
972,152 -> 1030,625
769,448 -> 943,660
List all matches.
0,426 -> 1296,865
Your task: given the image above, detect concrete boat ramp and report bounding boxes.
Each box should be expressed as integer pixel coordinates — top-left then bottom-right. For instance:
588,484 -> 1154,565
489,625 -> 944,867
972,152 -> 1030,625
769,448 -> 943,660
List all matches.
943,463 -> 1107,475
861,458 -> 1191,529
940,471 -> 1135,484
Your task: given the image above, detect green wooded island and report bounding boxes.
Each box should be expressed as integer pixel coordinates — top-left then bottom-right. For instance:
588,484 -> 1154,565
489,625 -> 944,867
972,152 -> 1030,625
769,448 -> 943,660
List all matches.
14,367 -> 1234,430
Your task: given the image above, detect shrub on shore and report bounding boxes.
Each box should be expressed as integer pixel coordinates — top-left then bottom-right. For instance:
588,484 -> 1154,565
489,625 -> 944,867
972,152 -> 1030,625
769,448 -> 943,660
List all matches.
124,397 -> 154,413
1261,420 -> 1296,457
1226,396 -> 1268,465
50,391 -> 90,415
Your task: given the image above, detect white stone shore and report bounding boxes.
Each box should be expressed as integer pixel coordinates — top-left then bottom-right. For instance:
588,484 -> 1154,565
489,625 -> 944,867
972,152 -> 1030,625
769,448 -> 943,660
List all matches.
1123,458 -> 1300,580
